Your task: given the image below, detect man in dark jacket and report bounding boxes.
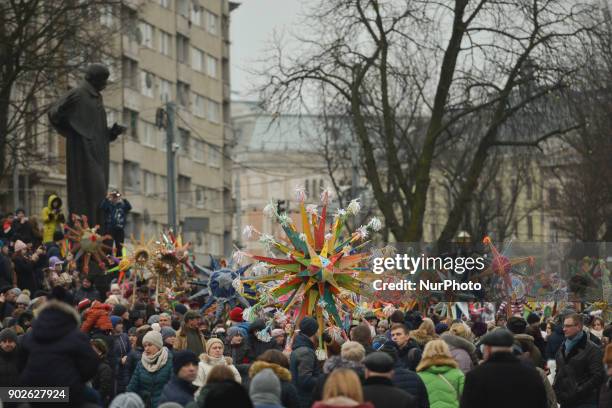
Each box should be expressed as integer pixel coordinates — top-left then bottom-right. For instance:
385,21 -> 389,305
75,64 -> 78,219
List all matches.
351,324 -> 376,355
553,313 -> 604,408
546,318 -> 566,360
0,328 -> 20,387
290,317 -> 321,408
100,190 -> 131,254
379,341 -> 429,408
74,276 -> 101,304
363,352 -> 416,408
12,209 -> 35,244
159,350 -> 199,406
247,318 -> 273,361
391,323 -> 422,370
19,300 -> 100,407
461,329 -> 547,408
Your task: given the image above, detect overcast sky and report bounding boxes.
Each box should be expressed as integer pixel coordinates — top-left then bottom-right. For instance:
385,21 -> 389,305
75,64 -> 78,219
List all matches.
230,0 -> 304,99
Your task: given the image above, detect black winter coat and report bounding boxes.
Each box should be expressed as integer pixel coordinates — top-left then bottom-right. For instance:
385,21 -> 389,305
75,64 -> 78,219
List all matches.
113,332 -> 131,393
92,359 -> 113,406
0,346 -> 20,387
398,339 -> 423,371
600,379 -> 611,408
391,363 -> 430,408
126,346 -> 143,379
460,352 -> 547,408
290,333 -> 321,408
13,254 -> 42,294
363,376 -> 417,408
19,300 -> 99,407
158,376 -> 197,406
553,332 -> 605,408
546,325 -> 564,360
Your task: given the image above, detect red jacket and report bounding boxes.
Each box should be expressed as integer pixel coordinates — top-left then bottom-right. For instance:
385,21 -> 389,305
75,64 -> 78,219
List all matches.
81,301 -> 113,333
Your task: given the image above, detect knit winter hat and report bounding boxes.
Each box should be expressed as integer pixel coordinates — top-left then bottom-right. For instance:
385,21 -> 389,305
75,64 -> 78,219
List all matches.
16,293 -> 30,306
112,304 -> 127,317
526,312 -> 541,325
172,350 -> 199,375
435,323 -> 449,335
142,330 -> 163,349
0,328 -> 18,343
110,316 -> 122,328
109,392 -> 144,408
206,337 -> 224,354
147,314 -> 160,325
299,317 -> 319,337
506,317 -> 528,334
161,326 -> 176,341
14,240 -> 27,253
174,303 -> 187,315
229,307 -> 244,322
249,368 -> 281,406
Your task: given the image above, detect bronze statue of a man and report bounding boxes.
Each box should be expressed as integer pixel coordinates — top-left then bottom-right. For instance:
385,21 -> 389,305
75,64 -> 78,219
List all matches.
49,63 -> 125,226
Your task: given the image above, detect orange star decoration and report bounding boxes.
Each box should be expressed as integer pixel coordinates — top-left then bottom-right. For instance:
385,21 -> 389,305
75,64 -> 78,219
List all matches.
65,214 -> 112,274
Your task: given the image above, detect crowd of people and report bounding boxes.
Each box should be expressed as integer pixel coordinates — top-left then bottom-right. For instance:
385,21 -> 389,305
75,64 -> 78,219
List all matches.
0,198 -> 611,408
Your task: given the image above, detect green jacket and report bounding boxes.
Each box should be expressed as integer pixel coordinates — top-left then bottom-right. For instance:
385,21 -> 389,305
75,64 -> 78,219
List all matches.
418,365 -> 464,408
127,352 -> 173,407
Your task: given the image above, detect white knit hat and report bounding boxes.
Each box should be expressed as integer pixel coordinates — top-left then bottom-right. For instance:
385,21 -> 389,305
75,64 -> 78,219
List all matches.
142,330 -> 163,349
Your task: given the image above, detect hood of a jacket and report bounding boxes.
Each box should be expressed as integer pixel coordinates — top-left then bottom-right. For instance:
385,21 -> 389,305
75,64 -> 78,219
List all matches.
31,300 -> 80,342
47,194 -> 62,210
249,360 -> 292,381
441,333 -> 476,354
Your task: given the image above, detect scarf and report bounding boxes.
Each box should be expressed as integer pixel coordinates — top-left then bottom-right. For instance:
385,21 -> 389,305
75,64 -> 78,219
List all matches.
205,355 -> 228,366
589,328 -> 603,340
141,346 -> 169,373
564,330 -> 584,355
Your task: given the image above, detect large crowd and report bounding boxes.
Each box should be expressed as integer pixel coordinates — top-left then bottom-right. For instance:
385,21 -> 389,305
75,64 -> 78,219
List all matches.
0,200 -> 611,408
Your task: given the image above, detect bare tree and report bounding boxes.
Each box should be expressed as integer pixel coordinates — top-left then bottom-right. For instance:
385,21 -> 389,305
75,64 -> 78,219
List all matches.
0,1 -> 120,183
261,0 -> 601,246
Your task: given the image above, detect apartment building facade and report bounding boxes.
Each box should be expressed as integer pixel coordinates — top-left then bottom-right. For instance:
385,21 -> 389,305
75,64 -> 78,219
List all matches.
5,0 -> 236,261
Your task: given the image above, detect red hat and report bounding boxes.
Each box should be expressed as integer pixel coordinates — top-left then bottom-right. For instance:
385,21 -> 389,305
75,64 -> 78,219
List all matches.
229,307 -> 244,322
78,298 -> 91,311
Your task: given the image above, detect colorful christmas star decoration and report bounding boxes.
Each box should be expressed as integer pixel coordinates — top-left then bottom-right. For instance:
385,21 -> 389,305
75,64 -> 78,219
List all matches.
242,187 -> 382,336
65,214 -> 112,274
106,233 -> 156,284
151,231 -> 192,303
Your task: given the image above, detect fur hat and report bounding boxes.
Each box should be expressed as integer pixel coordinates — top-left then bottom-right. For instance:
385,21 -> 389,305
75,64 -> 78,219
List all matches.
142,330 -> 163,349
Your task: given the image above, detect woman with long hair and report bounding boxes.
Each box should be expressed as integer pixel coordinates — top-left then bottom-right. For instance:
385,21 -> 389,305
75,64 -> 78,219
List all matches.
312,368 -> 374,408
416,339 -> 464,408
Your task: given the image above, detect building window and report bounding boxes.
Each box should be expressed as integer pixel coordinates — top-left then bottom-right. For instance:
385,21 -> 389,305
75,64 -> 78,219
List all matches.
158,130 -> 166,152
143,170 -> 156,196
550,222 -> 558,242
100,5 -> 113,27
159,0 -> 170,8
122,57 -> 138,89
192,139 -> 205,162
159,78 -> 172,103
140,21 -> 154,48
177,0 -> 189,17
176,34 -> 190,64
208,145 -> 221,167
548,187 -> 558,208
140,71 -> 155,98
179,128 -> 190,156
526,178 -> 532,200
142,121 -> 156,147
178,175 -> 192,204
177,81 -> 190,107
206,54 -> 218,78
191,6 -> 203,26
158,175 -> 167,195
192,47 -> 204,72
193,94 -> 205,117
159,30 -> 171,56
207,98 -> 220,123
108,161 -> 120,189
206,10 -> 219,35
122,108 -> 139,140
123,161 -> 141,191
527,216 -> 533,240
195,186 -> 205,208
